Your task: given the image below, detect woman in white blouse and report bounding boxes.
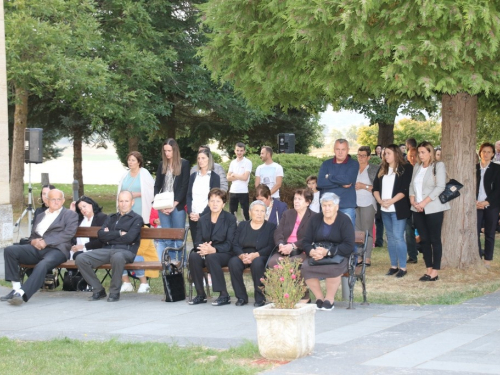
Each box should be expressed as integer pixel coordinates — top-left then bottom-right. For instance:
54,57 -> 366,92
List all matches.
409,142 -> 450,281
354,146 -> 378,266
372,144 -> 413,278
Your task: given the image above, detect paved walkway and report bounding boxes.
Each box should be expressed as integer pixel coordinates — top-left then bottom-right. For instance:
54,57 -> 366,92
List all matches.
1,276 -> 500,375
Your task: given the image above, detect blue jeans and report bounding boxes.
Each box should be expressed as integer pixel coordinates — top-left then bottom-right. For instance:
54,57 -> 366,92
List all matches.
122,255 -> 145,278
340,207 -> 356,228
158,207 -> 186,263
381,211 -> 407,269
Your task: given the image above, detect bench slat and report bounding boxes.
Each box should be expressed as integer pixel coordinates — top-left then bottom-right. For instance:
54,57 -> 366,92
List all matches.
75,227 -> 186,241
21,261 -> 163,271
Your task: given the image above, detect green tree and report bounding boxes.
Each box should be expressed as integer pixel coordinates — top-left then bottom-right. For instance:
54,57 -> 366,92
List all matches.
200,0 -> 500,268
6,0 -> 108,207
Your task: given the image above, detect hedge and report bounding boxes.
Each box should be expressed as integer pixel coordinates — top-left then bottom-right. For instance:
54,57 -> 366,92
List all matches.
221,153 -> 380,207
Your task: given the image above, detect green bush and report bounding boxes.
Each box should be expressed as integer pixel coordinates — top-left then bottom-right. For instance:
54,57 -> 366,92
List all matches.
222,153 -> 381,206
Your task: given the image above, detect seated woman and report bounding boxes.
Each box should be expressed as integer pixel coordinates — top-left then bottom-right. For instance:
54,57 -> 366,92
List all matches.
228,200 -> 276,307
69,196 -> 107,260
34,184 -> 56,224
301,192 -> 355,311
255,184 -> 287,225
188,188 -> 237,306
269,188 -> 315,301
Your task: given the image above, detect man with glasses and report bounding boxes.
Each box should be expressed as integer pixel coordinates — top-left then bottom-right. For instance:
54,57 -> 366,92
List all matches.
2,189 -> 79,305
317,139 -> 359,227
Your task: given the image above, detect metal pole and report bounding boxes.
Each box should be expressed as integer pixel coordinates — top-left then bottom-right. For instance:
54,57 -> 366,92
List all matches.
341,276 -> 349,301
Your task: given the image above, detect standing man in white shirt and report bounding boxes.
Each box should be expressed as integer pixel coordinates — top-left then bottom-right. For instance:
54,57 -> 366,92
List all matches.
255,146 -> 284,200
227,142 -> 253,220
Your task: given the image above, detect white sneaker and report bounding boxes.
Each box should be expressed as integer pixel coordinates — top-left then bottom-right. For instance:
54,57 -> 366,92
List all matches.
137,283 -> 150,293
120,282 -> 134,293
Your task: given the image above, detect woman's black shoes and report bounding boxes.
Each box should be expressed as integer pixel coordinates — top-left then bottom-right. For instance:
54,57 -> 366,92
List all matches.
395,269 -> 407,278
189,295 -> 207,305
386,268 -> 399,276
212,296 -> 231,306
235,298 -> 248,306
420,274 -> 439,282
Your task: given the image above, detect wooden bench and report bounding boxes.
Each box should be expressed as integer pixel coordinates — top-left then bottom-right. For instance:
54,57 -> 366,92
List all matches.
187,230 -> 369,309
20,226 -> 190,285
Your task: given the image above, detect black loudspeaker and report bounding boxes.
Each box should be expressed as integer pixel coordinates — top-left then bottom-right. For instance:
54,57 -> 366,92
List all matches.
277,133 -> 295,154
24,128 -> 43,164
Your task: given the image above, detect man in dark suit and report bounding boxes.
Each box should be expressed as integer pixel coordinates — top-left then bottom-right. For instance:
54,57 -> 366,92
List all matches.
1,189 -> 79,305
75,190 -> 143,302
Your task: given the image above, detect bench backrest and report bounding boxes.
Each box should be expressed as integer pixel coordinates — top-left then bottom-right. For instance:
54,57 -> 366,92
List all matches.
75,226 -> 186,240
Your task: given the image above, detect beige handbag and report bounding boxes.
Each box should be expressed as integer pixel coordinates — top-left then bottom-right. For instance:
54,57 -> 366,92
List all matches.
153,191 -> 174,210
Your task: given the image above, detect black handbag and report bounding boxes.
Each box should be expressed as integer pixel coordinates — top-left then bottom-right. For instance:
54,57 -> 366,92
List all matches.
162,261 -> 186,302
309,242 -> 345,265
439,179 -> 463,204
62,270 -> 88,291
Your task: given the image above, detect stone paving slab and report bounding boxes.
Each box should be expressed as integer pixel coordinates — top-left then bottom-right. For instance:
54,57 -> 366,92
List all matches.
1,276 -> 500,374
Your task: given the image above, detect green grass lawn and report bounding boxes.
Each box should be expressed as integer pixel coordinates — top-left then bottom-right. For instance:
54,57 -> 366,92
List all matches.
0,338 -> 271,375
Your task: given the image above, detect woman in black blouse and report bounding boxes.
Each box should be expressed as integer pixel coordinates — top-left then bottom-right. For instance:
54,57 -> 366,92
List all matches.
228,200 -> 276,307
301,193 -> 355,311
188,189 -> 237,306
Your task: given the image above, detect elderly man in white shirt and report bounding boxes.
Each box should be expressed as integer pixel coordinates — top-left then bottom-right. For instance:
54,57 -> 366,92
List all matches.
1,189 -> 79,305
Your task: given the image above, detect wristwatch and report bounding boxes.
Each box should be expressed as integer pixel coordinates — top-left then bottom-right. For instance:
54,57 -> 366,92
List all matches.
326,250 -> 331,257
366,185 -> 369,190
291,243 -> 296,250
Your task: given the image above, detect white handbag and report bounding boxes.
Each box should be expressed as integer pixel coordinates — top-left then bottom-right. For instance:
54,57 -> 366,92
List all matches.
153,191 -> 174,210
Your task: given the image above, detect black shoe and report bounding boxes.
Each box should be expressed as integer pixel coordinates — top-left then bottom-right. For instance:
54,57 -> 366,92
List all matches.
212,295 -> 230,306
375,242 -> 383,247
235,298 -> 247,306
429,275 -> 439,281
321,300 -> 334,311
88,289 -> 107,301
419,274 -> 431,281
7,292 -> 24,306
407,257 -> 418,264
254,300 -> 266,307
107,293 -> 120,302
386,268 -> 399,276
189,295 -> 207,305
0,290 -> 16,302
315,299 -> 323,310
395,269 -> 407,278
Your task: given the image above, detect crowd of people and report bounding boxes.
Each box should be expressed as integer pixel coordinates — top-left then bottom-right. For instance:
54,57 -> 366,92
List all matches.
2,137 -> 498,310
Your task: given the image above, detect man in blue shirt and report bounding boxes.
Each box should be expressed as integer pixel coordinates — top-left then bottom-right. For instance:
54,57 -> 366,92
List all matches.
317,139 -> 359,227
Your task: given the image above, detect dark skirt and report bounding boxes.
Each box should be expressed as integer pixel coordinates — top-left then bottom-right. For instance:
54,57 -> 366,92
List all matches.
300,256 -> 348,280
267,252 -> 307,268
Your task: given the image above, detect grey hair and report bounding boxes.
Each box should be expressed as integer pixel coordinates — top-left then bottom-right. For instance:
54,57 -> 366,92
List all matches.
320,192 -> 340,205
250,200 -> 267,210
335,138 -> 349,147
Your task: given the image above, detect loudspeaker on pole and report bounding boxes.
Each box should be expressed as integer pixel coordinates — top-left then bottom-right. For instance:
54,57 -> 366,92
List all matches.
277,133 -> 295,153
24,128 -> 43,164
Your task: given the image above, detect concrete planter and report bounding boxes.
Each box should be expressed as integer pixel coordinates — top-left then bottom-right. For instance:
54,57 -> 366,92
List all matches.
253,303 -> 316,361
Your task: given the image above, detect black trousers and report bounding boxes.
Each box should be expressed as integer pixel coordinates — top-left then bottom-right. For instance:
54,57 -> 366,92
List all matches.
405,212 -> 418,261
229,193 -> 250,221
189,219 -> 198,245
413,211 -> 444,270
375,215 -> 384,246
4,244 -> 67,302
477,206 -> 500,260
228,254 -> 267,303
189,251 -> 232,295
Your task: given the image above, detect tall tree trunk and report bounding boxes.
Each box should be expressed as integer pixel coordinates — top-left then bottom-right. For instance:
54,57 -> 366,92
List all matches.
441,93 -> 479,269
9,85 -> 28,208
73,126 -> 84,197
377,121 -> 395,147
128,123 -> 139,152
